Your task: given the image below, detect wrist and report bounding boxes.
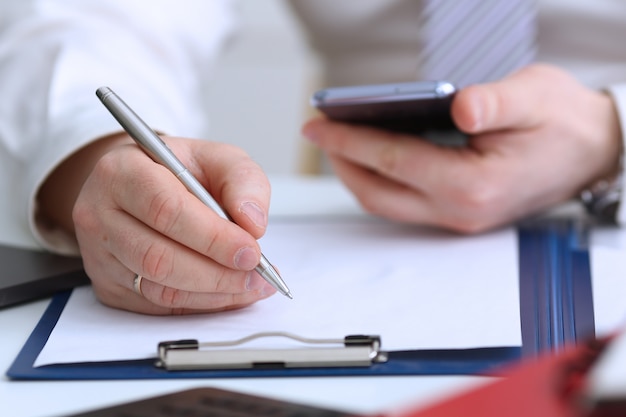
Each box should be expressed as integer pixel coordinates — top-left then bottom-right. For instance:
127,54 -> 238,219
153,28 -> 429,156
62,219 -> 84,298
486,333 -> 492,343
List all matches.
37,132 -> 134,234
579,90 -> 624,222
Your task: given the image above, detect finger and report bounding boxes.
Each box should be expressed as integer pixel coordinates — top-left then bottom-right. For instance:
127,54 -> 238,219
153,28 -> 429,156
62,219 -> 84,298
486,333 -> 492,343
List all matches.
92,270 -> 274,315
304,118 -> 481,192
79,227 -> 276,314
96,146 -> 262,272
452,65 -> 555,134
138,272 -> 276,313
83,251 -> 163,314
328,155 -> 438,224
305,118 -> 520,231
77,210 -> 276,314
103,290 -> 269,315
173,139 -> 271,239
330,152 -> 519,232
99,206 -> 266,294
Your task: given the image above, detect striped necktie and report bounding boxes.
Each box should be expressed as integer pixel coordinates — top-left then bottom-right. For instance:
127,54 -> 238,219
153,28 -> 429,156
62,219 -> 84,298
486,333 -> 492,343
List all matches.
416,0 -> 537,87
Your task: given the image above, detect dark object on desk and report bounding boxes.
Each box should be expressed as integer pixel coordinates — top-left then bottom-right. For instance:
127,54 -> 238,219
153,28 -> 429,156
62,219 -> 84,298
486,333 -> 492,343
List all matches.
65,387 -> 362,417
0,244 -> 88,308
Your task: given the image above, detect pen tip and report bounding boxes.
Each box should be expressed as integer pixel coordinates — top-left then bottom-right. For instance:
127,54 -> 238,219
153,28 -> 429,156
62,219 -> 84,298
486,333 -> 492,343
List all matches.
286,291 -> 293,300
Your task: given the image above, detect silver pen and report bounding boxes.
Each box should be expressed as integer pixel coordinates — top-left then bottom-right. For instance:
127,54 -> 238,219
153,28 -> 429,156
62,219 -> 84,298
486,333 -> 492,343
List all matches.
96,86 -> 292,299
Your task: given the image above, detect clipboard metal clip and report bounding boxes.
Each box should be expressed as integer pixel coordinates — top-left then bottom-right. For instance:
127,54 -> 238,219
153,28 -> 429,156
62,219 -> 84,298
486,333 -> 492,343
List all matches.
156,332 -> 388,371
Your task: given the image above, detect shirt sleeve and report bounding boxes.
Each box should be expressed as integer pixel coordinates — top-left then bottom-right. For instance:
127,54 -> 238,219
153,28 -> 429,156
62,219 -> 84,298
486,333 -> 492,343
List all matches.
0,0 -> 237,253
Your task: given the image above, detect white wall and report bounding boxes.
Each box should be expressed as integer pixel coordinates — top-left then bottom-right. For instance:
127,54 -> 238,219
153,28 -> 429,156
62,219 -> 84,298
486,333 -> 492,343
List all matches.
204,1 -> 320,175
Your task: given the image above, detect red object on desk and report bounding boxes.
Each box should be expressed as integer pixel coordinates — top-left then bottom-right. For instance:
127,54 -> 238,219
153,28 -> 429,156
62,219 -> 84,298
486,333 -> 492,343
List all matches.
392,337 -> 623,417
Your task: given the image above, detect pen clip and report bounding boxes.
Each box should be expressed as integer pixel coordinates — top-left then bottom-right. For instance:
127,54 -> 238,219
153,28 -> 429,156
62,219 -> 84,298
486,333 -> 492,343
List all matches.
156,332 -> 387,370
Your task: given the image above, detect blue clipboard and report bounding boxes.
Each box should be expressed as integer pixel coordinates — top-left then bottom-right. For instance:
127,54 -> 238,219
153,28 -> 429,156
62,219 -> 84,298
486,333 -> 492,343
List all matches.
6,219 -> 595,380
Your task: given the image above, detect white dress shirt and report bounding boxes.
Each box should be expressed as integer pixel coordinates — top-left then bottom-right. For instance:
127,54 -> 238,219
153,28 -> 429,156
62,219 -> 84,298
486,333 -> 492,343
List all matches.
0,0 -> 236,251
0,0 -> 625,252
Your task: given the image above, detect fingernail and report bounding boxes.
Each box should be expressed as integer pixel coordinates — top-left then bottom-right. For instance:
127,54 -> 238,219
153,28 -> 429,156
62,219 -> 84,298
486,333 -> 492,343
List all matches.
234,246 -> 259,270
245,273 -> 277,296
240,201 -> 267,229
245,272 -> 265,291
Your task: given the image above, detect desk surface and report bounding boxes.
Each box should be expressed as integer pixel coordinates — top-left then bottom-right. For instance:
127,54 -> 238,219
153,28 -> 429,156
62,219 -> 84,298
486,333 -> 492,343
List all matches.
0,176 -> 493,417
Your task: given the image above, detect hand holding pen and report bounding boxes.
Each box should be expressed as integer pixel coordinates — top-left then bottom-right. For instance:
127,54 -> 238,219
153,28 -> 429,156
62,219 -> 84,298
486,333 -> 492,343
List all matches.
96,87 -> 291,300
53,88 -> 286,315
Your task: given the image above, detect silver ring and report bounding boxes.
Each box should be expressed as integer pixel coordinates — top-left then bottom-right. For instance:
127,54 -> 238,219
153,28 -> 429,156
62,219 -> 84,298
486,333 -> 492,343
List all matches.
133,274 -> 143,296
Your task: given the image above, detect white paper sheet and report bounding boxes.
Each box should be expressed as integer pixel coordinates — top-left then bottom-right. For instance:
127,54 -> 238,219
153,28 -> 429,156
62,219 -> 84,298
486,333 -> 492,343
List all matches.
35,218 -> 521,367
586,227 -> 626,400
590,227 -> 626,335
588,324 -> 626,400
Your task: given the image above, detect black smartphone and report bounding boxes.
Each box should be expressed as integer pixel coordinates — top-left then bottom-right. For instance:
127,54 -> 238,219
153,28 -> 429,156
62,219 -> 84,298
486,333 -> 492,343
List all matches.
310,80 -> 459,136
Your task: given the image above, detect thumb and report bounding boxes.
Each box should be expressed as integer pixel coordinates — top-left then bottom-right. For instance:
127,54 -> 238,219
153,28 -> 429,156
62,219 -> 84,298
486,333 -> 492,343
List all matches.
451,65 -> 551,134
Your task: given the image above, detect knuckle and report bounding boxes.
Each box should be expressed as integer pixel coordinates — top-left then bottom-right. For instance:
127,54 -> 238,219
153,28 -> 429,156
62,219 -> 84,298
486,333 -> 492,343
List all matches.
211,268 -> 244,293
456,184 -> 498,211
139,241 -> 175,283
446,180 -> 504,233
486,87 -> 508,120
72,160 -> 120,234
322,125 -> 354,155
207,143 -> 251,169
222,160 -> 266,198
230,144 -> 249,160
147,190 -> 185,233
217,142 -> 246,157
72,198 -> 98,234
198,227 -> 222,258
376,144 -> 400,174
156,286 -> 189,308
93,151 -> 120,179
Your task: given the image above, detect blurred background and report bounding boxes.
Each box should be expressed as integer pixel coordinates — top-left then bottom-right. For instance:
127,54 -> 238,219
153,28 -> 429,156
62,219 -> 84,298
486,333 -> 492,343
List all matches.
204,1 -> 321,176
